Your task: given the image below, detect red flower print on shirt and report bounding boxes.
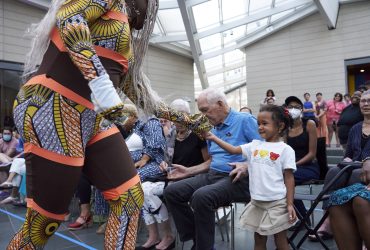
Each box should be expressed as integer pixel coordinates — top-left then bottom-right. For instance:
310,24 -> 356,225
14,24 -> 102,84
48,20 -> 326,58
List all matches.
270,152 -> 280,161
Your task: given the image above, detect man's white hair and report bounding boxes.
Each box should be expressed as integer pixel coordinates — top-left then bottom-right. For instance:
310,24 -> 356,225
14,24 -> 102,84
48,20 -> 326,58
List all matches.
23,0 -> 65,80
170,99 -> 190,114
199,88 -> 227,105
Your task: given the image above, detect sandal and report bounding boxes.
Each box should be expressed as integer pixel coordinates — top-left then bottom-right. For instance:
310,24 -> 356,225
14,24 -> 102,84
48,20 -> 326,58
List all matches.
0,181 -> 13,190
68,215 -> 92,230
308,231 -> 333,242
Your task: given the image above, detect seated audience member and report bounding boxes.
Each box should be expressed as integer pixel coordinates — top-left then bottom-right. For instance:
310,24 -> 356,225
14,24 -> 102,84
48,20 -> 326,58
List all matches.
303,93 -> 316,122
326,93 -> 346,147
164,88 -> 260,250
337,91 -> 363,151
285,96 -> 320,222
123,104 -> 167,182
327,160 -> 370,249
0,137 -> 25,204
0,127 -> 19,164
309,90 -> 370,242
240,106 -> 252,114
137,99 -> 209,250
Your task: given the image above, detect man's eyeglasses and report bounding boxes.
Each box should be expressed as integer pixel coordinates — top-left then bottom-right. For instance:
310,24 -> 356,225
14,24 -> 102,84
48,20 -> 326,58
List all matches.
360,99 -> 370,105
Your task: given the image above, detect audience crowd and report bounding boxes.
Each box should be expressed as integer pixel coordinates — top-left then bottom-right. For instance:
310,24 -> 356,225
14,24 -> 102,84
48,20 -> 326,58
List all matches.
1,83 -> 370,250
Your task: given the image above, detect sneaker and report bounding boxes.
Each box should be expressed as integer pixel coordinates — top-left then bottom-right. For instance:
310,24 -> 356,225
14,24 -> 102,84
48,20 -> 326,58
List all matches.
68,215 -> 92,230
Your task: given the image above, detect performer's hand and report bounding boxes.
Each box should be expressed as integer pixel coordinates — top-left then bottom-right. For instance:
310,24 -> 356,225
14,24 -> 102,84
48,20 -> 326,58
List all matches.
167,164 -> 189,180
88,74 -> 128,125
287,204 -> 297,223
229,162 -> 248,183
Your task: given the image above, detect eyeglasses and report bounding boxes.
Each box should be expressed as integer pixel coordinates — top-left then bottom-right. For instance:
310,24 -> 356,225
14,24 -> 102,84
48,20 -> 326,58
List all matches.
360,99 -> 370,105
287,105 -> 302,109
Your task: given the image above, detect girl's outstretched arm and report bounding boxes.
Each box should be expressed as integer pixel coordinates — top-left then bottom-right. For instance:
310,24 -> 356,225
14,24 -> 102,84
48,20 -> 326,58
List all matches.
205,132 -> 242,154
284,169 -> 297,223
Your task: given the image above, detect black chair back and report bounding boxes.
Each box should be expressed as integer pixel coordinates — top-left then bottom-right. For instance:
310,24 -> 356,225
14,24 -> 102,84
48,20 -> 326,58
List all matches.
316,137 -> 328,180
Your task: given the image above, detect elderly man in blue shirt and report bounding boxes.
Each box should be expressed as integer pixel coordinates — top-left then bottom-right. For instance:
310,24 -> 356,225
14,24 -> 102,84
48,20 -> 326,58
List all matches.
164,88 -> 260,250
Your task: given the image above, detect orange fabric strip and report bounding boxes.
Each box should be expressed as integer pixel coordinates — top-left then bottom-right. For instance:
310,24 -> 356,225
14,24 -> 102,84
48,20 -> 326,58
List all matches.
87,126 -> 120,146
24,143 -> 84,167
102,175 -> 141,200
102,11 -> 128,23
50,28 -> 128,73
27,198 -> 66,221
24,74 -> 94,110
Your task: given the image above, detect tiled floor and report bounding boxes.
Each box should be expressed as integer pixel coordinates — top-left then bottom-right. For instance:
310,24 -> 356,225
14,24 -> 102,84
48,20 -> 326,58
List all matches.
0,186 -> 338,250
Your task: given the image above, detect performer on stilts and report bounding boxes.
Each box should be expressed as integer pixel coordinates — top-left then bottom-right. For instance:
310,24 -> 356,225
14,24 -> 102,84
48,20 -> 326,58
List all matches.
9,0 -> 211,249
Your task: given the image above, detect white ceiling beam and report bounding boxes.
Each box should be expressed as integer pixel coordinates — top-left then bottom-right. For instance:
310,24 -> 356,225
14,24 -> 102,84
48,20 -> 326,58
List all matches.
200,4 -> 318,61
206,61 -> 245,77
159,0 -> 209,10
194,0 -> 312,40
177,0 -> 209,88
150,34 -> 187,43
313,0 -> 339,29
18,0 -> 49,10
150,43 -> 193,58
152,0 -> 311,44
237,4 -> 318,49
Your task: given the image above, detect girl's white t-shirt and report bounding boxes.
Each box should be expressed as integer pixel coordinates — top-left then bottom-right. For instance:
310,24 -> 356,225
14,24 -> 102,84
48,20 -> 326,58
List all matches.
240,140 -> 296,201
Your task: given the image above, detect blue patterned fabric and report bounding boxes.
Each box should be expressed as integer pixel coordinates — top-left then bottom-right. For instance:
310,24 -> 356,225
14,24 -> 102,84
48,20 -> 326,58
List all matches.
130,118 -> 166,181
328,183 -> 370,207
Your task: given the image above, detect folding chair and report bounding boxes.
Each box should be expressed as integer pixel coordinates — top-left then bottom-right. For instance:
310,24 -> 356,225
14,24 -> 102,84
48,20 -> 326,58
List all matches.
289,162 -> 362,250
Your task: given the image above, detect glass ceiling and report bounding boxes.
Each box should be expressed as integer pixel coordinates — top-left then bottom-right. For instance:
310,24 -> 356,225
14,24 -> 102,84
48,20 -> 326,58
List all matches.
151,0 -> 315,96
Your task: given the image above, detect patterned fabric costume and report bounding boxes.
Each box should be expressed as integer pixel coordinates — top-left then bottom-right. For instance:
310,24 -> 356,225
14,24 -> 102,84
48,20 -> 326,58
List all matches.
9,0 -> 212,249
9,0 -> 143,249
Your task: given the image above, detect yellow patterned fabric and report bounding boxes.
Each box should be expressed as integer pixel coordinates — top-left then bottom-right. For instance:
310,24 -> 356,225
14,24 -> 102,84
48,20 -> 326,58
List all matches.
56,0 -> 133,81
7,208 -> 61,250
55,0 -> 212,137
105,182 -> 144,249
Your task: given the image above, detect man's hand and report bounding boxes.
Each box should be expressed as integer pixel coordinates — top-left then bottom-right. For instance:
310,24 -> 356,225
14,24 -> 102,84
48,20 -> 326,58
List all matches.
167,164 -> 190,180
229,162 -> 248,183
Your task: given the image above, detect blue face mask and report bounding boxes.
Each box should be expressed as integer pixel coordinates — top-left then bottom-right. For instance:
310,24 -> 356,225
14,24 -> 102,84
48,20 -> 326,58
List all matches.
3,134 -> 12,142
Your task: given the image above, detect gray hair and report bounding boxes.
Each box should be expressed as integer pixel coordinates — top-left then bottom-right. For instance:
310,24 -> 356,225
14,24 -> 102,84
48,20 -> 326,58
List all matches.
199,88 -> 227,105
362,90 -> 370,96
170,99 -> 190,114
23,0 -> 65,80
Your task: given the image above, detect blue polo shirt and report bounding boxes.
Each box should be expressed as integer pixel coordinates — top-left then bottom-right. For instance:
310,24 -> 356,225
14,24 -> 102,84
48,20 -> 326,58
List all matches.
208,109 -> 261,173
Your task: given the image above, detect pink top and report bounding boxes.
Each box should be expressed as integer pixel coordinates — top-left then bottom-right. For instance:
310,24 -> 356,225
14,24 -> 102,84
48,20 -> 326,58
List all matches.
0,138 -> 18,157
326,100 -> 346,124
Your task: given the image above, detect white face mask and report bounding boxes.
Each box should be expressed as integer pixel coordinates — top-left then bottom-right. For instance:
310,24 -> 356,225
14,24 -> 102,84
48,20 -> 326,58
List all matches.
288,108 -> 302,119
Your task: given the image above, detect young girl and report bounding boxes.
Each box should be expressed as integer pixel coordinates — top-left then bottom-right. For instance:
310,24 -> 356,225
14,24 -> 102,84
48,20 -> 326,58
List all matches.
205,105 -> 297,250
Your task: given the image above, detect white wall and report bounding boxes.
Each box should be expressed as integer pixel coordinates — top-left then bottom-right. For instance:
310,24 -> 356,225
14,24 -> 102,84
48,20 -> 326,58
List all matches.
0,0 -> 195,111
245,1 -> 370,114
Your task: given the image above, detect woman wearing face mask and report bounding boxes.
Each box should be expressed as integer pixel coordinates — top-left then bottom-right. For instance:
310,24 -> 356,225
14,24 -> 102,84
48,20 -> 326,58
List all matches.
0,127 -> 19,164
285,96 -> 320,225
